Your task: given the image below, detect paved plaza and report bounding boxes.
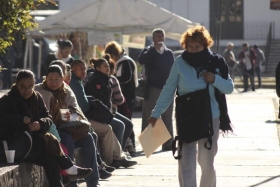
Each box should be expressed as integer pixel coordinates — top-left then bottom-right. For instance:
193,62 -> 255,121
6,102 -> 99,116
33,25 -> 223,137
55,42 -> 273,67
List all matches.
95,89 -> 280,187
1,89 -> 280,187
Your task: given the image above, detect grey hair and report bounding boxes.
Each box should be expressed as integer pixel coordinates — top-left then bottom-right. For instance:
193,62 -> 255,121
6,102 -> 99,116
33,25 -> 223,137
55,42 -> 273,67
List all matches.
152,28 -> 165,37
227,42 -> 234,47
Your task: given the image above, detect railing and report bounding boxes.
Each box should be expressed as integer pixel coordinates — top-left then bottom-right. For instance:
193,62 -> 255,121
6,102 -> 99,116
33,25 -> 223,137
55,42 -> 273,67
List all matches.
244,21 -> 275,40
264,22 -> 274,73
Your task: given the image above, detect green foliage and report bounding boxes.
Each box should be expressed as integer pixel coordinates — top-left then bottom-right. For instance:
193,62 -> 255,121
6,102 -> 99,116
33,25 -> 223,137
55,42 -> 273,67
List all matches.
0,0 -> 56,55
0,65 -> 8,72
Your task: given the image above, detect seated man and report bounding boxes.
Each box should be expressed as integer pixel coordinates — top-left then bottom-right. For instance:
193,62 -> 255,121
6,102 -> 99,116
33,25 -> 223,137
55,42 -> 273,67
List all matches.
69,59 -> 137,168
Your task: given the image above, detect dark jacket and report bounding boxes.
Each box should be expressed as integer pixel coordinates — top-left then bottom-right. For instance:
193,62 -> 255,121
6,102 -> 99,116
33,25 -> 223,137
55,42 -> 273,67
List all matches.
138,45 -> 174,89
238,48 -> 256,69
84,70 -> 112,109
116,58 -> 136,100
0,86 -> 52,142
207,53 -> 233,132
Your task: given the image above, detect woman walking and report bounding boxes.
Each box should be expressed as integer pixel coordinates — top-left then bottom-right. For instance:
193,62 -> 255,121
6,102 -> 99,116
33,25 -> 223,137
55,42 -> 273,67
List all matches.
148,26 -> 234,187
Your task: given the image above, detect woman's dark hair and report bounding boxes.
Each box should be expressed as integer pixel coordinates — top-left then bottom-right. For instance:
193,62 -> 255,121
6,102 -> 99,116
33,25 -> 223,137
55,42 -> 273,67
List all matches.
71,59 -> 86,68
50,60 -> 66,67
50,60 -> 66,75
89,57 -> 107,70
46,65 -> 64,77
57,39 -> 73,50
103,54 -> 115,70
15,70 -> 35,84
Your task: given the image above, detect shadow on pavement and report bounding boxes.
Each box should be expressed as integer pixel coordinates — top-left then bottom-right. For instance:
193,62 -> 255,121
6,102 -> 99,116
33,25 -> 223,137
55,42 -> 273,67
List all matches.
248,174 -> 280,187
265,120 -> 280,124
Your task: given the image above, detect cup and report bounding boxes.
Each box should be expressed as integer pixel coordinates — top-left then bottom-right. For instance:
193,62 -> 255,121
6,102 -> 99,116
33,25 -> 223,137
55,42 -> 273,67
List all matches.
5,150 -> 15,163
60,109 -> 69,121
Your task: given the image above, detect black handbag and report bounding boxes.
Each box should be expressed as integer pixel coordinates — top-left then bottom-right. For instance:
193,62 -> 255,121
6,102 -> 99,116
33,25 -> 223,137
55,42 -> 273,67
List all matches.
58,120 -> 90,141
172,83 -> 213,159
86,96 -> 115,124
0,131 -> 32,162
135,65 -> 149,100
135,78 -> 149,100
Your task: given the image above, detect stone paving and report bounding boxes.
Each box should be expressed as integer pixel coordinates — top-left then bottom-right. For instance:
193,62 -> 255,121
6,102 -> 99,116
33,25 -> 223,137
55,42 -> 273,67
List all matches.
90,89 -> 280,187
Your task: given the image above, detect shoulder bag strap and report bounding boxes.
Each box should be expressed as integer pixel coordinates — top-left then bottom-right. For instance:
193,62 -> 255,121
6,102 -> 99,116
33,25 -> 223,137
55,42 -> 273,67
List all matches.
22,131 -> 32,160
2,131 -> 33,161
204,83 -> 213,150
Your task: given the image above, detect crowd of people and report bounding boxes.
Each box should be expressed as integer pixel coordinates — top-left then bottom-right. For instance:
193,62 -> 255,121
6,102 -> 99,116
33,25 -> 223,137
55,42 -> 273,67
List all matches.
224,42 -> 265,92
0,37 -> 140,186
0,25 -> 267,187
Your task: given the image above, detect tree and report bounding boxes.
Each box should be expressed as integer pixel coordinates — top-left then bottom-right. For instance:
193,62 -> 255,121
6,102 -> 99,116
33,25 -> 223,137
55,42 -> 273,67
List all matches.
0,0 -> 56,55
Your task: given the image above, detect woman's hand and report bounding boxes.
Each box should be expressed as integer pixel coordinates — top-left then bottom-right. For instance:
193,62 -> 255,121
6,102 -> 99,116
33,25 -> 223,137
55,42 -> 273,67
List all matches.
203,72 -> 215,83
64,111 -> 71,122
23,116 -> 31,124
148,117 -> 158,127
28,121 -> 40,131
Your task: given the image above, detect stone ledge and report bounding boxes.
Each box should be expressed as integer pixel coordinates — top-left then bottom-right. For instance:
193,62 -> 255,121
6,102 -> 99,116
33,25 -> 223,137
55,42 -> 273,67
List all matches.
0,163 -> 48,187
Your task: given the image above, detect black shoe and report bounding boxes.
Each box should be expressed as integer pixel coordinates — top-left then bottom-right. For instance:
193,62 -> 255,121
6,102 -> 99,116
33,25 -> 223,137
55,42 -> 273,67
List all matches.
241,90 -> 247,93
68,167 -> 93,181
62,175 -> 70,185
126,145 -> 137,157
111,158 -> 137,169
99,168 -> 112,180
100,161 -> 115,172
162,146 -> 172,151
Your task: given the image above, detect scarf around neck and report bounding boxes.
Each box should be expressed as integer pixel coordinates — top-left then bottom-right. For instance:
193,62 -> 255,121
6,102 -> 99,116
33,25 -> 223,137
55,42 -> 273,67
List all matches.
181,48 -> 212,68
42,80 -> 67,126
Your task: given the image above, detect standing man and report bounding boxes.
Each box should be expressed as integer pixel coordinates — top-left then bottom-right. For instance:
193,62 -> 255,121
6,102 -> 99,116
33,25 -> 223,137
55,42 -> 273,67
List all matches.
138,28 -> 174,151
253,44 -> 265,88
238,42 -> 256,92
224,42 -> 236,75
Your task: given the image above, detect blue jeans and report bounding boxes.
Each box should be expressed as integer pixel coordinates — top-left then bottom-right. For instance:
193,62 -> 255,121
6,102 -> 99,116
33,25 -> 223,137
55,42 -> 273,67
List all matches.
255,66 -> 261,88
58,130 -> 74,159
58,131 -> 99,186
75,133 -> 99,186
115,112 -> 133,149
110,117 -> 125,147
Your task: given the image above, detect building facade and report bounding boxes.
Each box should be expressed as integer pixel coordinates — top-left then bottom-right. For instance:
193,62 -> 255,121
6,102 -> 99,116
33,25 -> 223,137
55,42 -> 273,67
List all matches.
58,0 -> 280,52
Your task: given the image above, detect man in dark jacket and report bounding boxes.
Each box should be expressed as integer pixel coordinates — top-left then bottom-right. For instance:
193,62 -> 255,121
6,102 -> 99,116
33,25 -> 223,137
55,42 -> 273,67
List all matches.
238,42 -> 257,92
138,28 -> 174,151
253,44 -> 265,88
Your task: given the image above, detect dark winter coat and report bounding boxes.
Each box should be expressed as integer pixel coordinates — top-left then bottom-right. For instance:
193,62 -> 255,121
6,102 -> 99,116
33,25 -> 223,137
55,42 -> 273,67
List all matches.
0,86 -> 52,141
84,70 -> 112,109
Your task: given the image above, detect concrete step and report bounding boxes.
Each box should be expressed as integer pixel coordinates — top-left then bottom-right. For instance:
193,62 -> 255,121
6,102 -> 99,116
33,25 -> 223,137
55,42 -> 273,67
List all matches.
233,76 -> 275,89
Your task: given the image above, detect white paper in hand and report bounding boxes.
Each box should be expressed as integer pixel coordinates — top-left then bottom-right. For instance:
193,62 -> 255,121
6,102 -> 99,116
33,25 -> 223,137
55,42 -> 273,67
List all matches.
138,119 -> 171,158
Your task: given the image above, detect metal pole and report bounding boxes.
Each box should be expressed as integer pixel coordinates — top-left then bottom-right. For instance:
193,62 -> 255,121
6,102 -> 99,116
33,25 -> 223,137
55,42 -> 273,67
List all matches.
37,40 -> 43,79
215,0 -> 222,53
23,36 -> 29,69
29,38 -> 32,70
